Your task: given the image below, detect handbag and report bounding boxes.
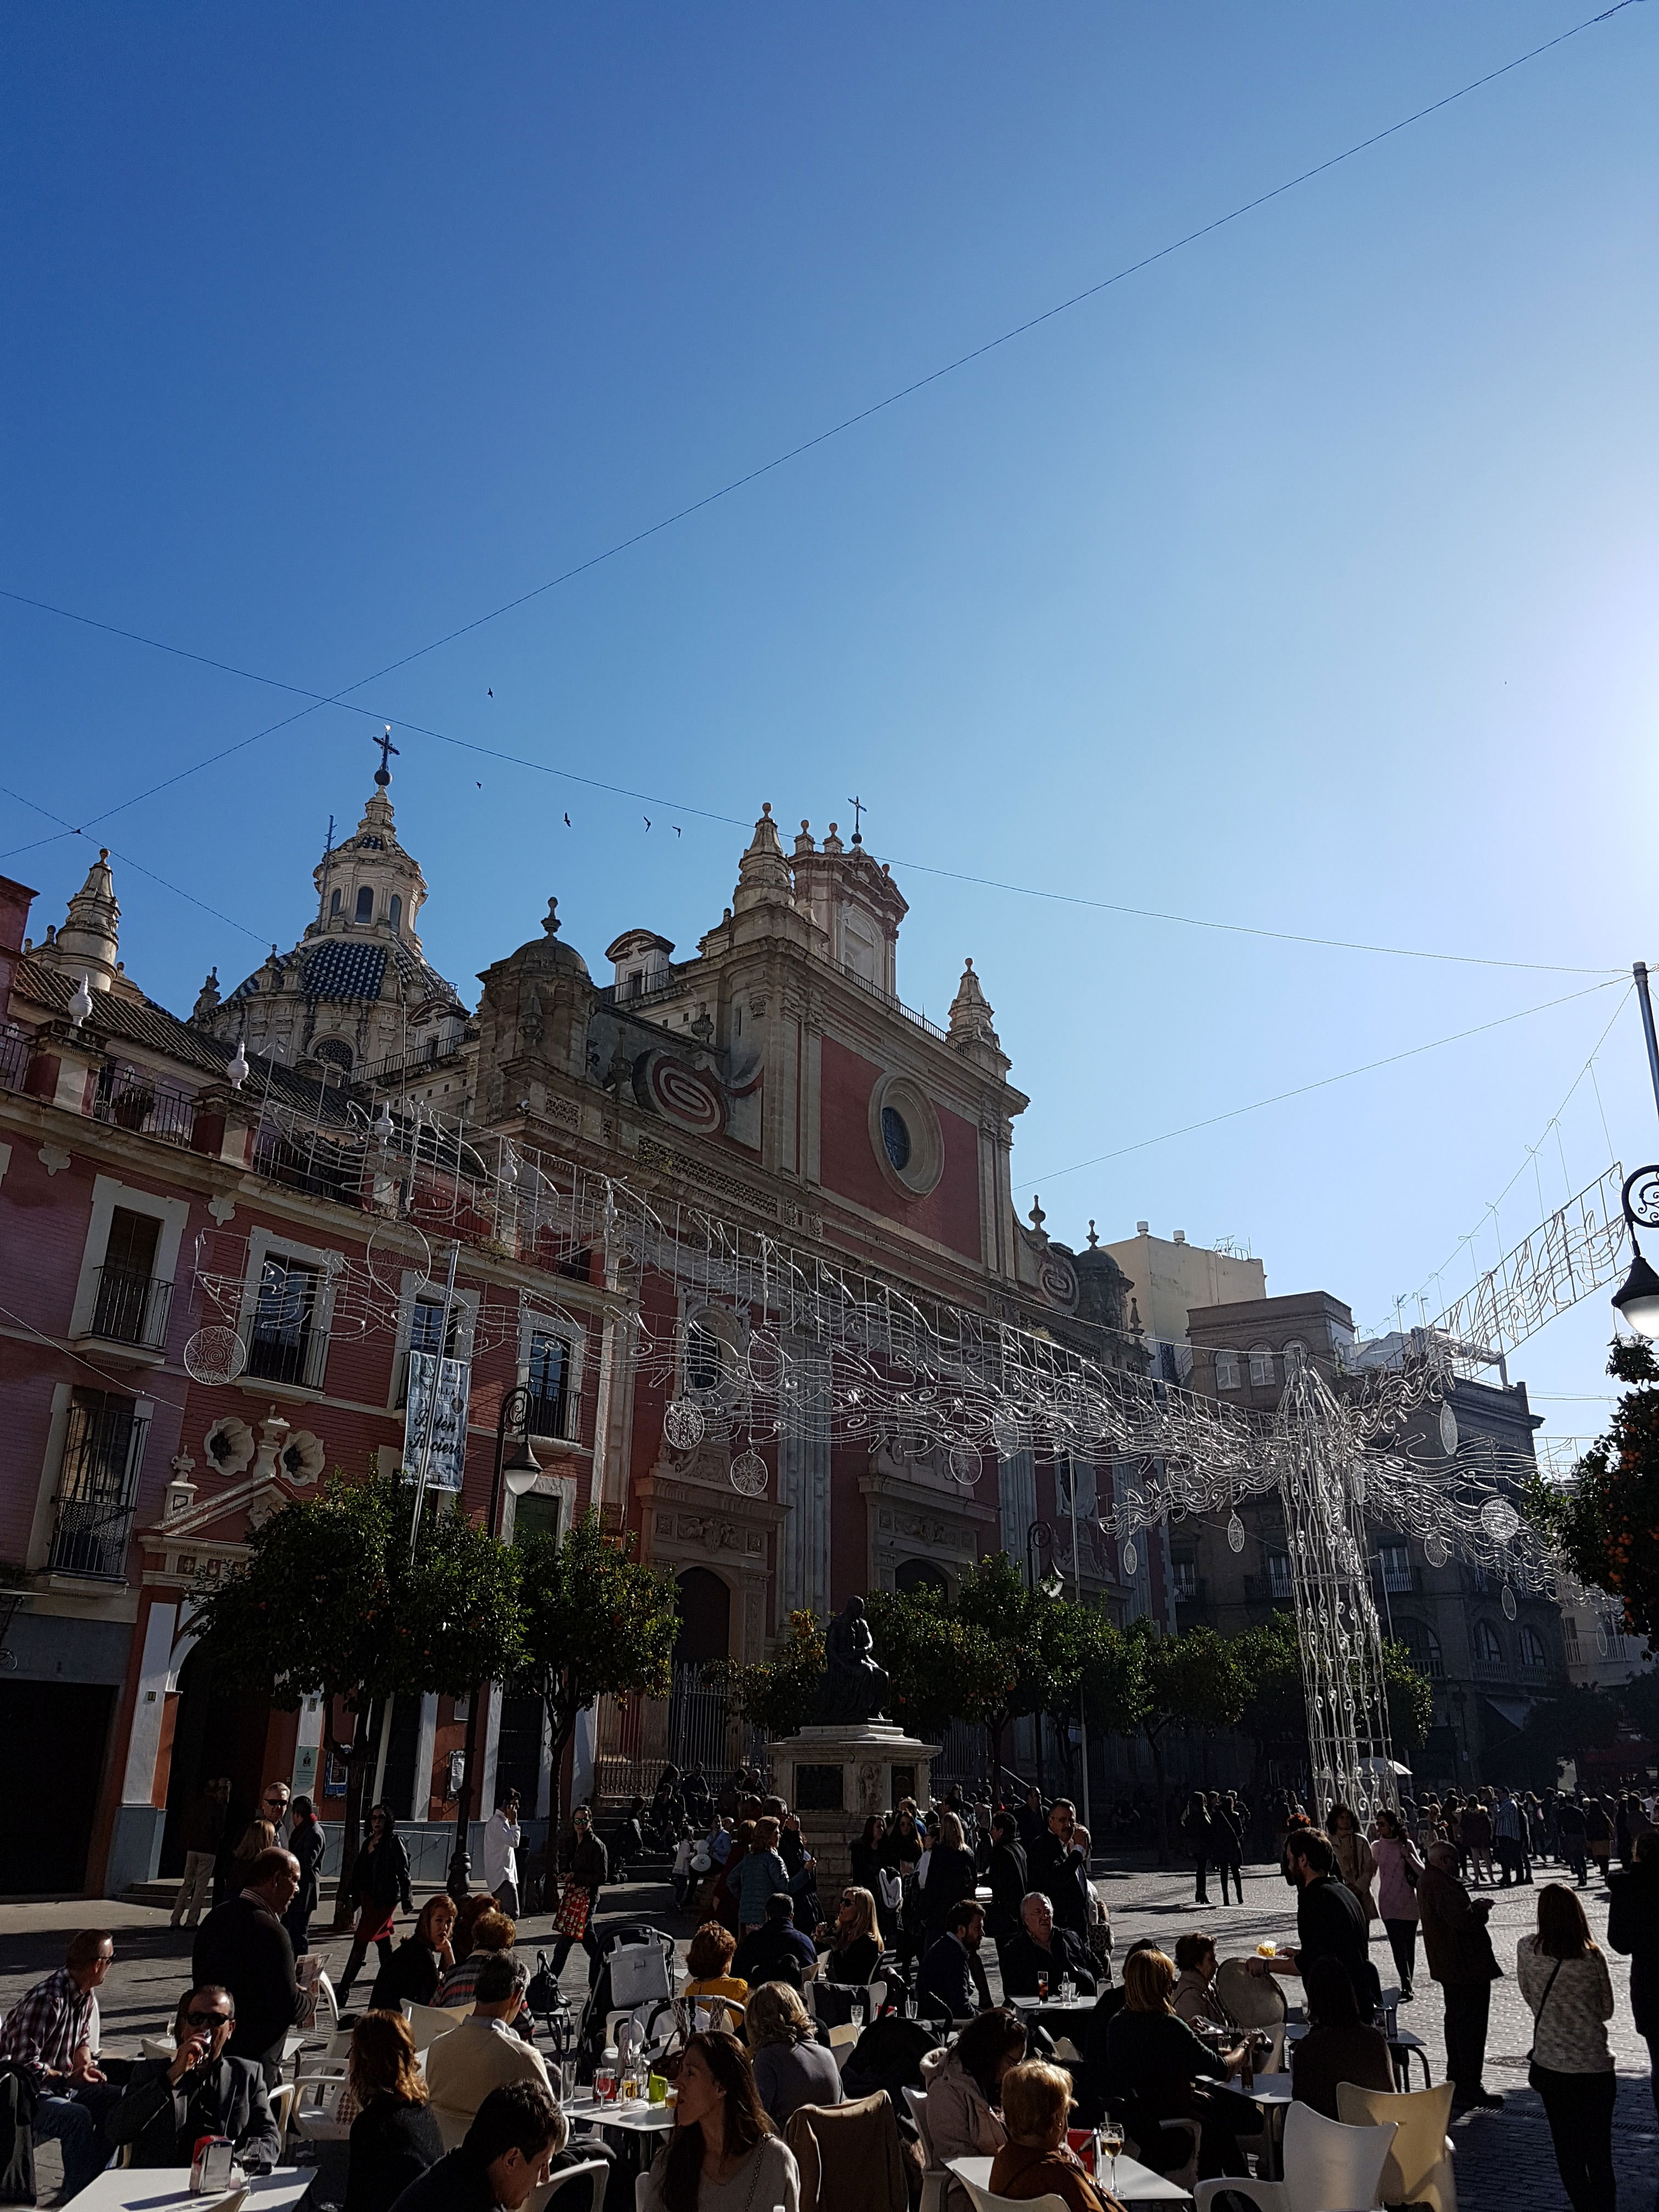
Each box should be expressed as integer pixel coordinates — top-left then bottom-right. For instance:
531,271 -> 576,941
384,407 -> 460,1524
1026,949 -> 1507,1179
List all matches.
877,1868 -> 902,1914
1526,1956 -> 1564,2078
554,1880 -> 591,1940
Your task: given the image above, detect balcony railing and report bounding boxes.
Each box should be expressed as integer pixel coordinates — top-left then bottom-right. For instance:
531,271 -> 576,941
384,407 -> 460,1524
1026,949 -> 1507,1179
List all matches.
0,1032 -> 29,1092
49,1391 -> 148,1581
93,1063 -> 196,1147
82,1265 -> 173,1351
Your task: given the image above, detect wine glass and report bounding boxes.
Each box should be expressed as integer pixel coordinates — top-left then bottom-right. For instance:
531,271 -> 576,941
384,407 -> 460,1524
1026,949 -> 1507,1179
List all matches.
1100,2120 -> 1124,2194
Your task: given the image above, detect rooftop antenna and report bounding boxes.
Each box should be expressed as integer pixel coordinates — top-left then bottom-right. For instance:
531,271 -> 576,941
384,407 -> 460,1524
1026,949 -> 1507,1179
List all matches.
324,814 -> 335,855
847,795 -> 867,847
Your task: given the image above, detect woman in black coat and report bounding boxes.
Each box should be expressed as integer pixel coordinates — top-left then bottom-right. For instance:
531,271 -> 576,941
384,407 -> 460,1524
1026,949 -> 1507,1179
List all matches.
343,2013 -> 442,2212
337,1805 -> 414,2006
284,1796 -> 326,1957
1609,1830 -> 1659,2118
368,1894 -> 458,2013
918,1812 -> 979,1943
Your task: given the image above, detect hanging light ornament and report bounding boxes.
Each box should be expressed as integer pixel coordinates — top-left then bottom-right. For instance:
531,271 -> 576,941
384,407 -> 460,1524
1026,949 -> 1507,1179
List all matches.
1121,1536 -> 1138,1577
1502,1583 -> 1517,1621
1227,1511 -> 1245,1555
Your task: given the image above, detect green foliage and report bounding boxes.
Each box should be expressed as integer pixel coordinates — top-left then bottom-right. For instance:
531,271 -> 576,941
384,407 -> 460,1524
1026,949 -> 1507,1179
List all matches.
866,1587 -> 1020,1742
1382,1641 -> 1435,1752
706,1610 -> 826,1739
189,1470 -> 523,1742
1082,1617 -> 1246,1860
1526,1338 -> 1659,1643
515,1510 -> 677,1811
1233,1610 -> 1432,1762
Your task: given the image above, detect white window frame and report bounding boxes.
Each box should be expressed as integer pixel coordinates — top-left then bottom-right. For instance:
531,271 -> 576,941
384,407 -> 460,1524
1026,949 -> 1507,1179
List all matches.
390,1268 -> 479,1411
1214,1351 -> 1239,1392
516,1304 -> 586,1443
1248,1346 -> 1274,1387
26,1375 -> 156,1577
238,1227 -> 343,1393
69,1174 -> 191,1340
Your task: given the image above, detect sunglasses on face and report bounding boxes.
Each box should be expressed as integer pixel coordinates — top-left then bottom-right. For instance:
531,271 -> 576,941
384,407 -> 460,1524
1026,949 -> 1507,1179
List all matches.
185,2010 -> 231,2030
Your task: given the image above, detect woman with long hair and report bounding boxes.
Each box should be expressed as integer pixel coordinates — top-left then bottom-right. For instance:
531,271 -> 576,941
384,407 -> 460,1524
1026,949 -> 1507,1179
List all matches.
642,2030 -> 798,2212
746,1981 -> 842,2125
1370,1807 -> 1423,2001
918,1810 -> 979,1945
285,1795 -> 325,1957
1520,1883 -> 1615,2212
368,1892 -> 458,2013
815,1885 -> 882,1984
338,1804 -> 415,2006
1099,1947 -> 1252,2179
342,2010 -> 442,2212
1327,1803 -> 1378,1924
921,2008 -> 1027,2212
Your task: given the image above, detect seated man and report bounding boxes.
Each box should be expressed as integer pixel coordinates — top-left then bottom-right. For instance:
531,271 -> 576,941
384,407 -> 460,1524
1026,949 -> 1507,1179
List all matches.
915,1899 -> 993,2021
997,1893 -> 1097,2000
390,2080 -> 566,2212
731,1893 -> 816,1991
0,1928 -> 122,2202
109,1983 -> 280,2170
425,1956 -> 554,2150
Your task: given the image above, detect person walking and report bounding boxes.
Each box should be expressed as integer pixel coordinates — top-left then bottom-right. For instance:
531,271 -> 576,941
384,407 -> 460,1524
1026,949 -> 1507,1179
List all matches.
985,1812 -> 1029,1960
481,1790 -> 522,1919
1462,1796 -> 1495,1887
1493,1787 -> 1529,1888
171,1778 -> 230,1928
285,1795 -> 326,1957
192,1848 -> 303,2083
1211,1793 -> 1245,1905
1370,1807 -> 1423,2001
1180,1791 -> 1212,1906
1557,1795 -> 1589,1888
1585,1796 -> 1615,1884
1607,1826 -> 1659,2119
550,1805 -> 608,1985
1518,1884 -> 1615,2212
1417,1841 -> 1503,2114
1328,1804 -> 1378,1925
337,1805 -> 414,2007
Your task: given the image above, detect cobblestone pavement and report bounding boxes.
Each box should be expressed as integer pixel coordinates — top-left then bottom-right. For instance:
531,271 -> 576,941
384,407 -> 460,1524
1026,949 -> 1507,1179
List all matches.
4,1856 -> 1658,2207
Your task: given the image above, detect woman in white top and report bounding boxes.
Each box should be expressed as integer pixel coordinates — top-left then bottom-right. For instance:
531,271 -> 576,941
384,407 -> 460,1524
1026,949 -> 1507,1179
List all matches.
1517,1883 -> 1615,2212
643,2030 -> 799,2212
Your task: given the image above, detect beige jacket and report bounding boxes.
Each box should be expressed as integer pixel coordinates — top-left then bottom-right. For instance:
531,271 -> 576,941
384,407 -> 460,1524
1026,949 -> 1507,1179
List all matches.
1333,1831 -> 1378,1921
424,2015 -> 556,2149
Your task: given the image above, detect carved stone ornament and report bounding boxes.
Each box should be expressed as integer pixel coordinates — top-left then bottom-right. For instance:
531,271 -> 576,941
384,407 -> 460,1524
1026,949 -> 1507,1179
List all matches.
38,1145 -> 71,1177
204,1414 -> 256,1477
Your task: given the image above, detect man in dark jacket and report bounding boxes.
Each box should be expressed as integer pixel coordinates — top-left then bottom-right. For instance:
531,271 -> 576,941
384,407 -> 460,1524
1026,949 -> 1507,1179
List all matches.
997,1892 -> 1097,1998
915,1900 -> 993,2020
191,1847 -> 302,2083
986,1814 -> 1028,1951
1257,1829 -> 1378,2018
731,1894 -> 816,1989
1417,1842 -> 1503,2113
108,1984 -> 280,2169
1608,1829 -> 1659,2118
390,2080 -> 564,2212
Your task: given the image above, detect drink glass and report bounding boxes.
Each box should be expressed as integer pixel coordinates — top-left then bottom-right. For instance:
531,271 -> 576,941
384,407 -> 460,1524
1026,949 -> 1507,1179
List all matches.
1037,1972 -> 1049,2002
1100,2121 -> 1124,2195
595,2066 -> 616,2103
1059,1976 -> 1074,2001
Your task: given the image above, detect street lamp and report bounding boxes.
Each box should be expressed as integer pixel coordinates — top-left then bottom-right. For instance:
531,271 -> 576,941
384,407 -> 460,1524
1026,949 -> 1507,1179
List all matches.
1612,1167 -> 1659,1339
1025,1520 -> 1063,1600
447,1384 -> 541,1899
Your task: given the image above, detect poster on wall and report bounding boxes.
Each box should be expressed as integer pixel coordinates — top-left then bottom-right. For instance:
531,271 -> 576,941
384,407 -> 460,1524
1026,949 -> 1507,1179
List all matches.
404,1352 -> 472,1491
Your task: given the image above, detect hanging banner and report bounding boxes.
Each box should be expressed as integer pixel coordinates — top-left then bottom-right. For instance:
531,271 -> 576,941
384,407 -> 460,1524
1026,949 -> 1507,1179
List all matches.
404,1352 -> 472,1491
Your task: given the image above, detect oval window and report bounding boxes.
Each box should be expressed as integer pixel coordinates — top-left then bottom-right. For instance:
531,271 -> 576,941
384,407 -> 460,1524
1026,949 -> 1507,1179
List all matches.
881,1106 -> 911,1172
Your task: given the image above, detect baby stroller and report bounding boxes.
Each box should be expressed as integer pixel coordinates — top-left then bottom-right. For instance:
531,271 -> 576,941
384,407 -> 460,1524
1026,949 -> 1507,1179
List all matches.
575,1923 -> 679,2084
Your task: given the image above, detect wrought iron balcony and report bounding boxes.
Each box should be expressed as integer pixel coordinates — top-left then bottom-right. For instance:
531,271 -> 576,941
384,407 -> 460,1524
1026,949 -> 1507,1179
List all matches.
81,1264 -> 173,1352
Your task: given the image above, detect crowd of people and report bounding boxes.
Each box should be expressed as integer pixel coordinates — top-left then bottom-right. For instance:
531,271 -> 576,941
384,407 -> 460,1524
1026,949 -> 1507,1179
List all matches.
9,1759 -> 1659,2210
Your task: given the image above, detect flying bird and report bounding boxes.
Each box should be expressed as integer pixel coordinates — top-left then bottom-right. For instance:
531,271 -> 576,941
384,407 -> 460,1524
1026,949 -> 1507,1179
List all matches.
674,825 -> 681,838
563,812 -> 571,827
644,817 -> 652,831
487,687 -> 493,697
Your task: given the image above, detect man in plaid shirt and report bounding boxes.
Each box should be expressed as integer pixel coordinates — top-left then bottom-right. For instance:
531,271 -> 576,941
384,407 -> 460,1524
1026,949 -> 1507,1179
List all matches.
0,1929 -> 122,2198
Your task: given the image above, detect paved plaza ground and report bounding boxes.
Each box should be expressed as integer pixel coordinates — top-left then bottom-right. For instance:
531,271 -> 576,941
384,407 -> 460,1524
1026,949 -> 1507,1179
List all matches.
3,1854 -> 1656,2207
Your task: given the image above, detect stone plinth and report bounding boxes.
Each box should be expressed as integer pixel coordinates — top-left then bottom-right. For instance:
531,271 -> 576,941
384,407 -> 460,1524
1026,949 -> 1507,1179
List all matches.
769,1723 -> 940,1891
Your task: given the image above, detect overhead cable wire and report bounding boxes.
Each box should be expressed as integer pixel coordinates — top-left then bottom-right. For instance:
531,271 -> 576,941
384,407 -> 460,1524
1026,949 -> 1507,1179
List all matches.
0,780 -> 272,944
0,0 -> 1645,898
1014,978 -> 1623,1189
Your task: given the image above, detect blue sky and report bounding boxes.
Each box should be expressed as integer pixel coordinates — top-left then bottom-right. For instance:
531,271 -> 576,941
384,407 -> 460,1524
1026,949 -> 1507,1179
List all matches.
3,3 -> 1656,1442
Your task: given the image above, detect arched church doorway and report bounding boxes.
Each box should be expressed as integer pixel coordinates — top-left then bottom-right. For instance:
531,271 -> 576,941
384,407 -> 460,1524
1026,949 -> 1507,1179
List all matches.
669,1567 -> 734,1780
895,1558 -> 950,1599
159,1644 -> 272,1876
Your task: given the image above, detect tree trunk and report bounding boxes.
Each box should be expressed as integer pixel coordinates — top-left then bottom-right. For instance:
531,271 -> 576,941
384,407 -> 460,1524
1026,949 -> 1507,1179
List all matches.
1146,1726 -> 1170,1866
331,1701 -> 376,1931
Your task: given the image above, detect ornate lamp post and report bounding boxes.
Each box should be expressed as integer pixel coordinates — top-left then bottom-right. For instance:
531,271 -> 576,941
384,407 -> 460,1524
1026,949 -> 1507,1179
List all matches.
447,1384 -> 541,1899
1612,1167 -> 1659,1339
1025,1520 -> 1063,1599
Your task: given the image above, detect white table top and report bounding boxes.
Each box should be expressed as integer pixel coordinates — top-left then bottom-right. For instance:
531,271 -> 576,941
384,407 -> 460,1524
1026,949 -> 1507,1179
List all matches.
950,2152 -> 1192,2202
566,2091 -> 675,2135
1233,2073 -> 1294,2104
1007,1994 -> 1097,2012
71,2169 -> 313,2212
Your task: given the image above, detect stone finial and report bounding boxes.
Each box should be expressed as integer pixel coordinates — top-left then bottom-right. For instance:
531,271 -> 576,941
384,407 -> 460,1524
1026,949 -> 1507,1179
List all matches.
1128,1295 -> 1144,1337
793,820 -> 816,857
1028,1195 -> 1046,1237
191,968 -> 221,1023
821,820 -> 845,855
733,803 -> 795,913
1087,1221 -> 1099,1248
542,897 -> 561,939
41,848 -> 121,993
947,955 -> 1001,1050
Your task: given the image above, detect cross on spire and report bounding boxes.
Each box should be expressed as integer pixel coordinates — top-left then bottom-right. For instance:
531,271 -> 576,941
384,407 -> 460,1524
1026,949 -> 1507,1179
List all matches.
847,794 -> 867,845
374,726 -> 400,787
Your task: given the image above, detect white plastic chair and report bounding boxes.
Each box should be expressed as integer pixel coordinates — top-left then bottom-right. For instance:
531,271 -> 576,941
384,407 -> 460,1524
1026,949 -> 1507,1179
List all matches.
268,2080 -> 296,2146
1336,2081 -> 1458,2212
902,2086 -> 951,2212
530,2157 -> 610,2212
1193,2101 -> 1398,2212
959,2179 -> 1070,2212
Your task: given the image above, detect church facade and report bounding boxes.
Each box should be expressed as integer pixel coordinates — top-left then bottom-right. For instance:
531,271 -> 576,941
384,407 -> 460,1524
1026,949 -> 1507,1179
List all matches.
0,776 -> 1149,1897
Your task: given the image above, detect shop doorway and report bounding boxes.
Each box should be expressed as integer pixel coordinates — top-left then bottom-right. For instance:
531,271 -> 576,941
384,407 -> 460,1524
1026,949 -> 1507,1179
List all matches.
159,1643 -> 272,1876
0,1684 -> 114,1894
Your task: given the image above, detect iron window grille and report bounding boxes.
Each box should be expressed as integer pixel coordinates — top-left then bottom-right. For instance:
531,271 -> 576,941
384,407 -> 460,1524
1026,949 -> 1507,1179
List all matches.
86,1262 -> 173,1350
525,1329 -> 571,1439
247,1255 -> 328,1386
50,1389 -> 149,1580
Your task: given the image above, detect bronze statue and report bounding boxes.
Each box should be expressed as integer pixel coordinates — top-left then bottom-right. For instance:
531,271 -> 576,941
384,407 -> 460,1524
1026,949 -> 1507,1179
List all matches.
815,1595 -> 891,1725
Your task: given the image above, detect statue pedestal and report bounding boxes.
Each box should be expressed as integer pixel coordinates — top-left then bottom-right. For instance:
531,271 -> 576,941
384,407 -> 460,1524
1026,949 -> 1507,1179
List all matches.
769,1723 -> 940,1892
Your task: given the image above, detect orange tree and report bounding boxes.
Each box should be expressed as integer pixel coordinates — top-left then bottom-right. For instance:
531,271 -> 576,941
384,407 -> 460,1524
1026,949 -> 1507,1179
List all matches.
189,1470 -> 523,1923
1528,1337 -> 1659,1642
